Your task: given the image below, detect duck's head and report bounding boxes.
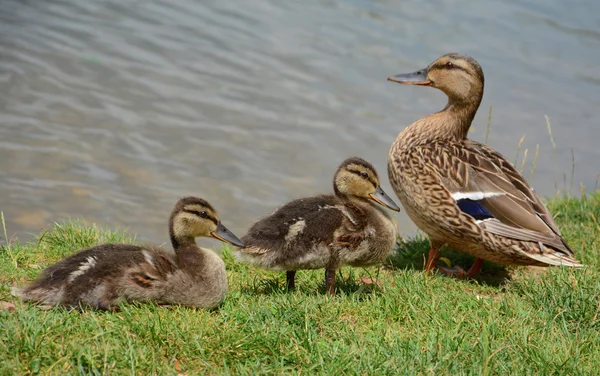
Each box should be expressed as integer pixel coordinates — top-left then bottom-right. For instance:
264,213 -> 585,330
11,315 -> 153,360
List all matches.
388,53 -> 484,106
333,157 -> 401,212
169,197 -> 245,248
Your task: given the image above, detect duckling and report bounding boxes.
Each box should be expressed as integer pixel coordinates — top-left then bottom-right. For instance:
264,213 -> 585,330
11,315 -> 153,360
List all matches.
234,157 -> 400,295
386,53 -> 582,278
13,197 -> 244,310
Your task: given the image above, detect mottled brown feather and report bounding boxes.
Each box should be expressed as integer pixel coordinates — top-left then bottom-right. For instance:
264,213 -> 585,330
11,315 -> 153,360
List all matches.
387,53 -> 581,268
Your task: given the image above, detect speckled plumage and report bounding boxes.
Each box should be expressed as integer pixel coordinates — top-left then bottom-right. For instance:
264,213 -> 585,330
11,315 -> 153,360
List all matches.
234,157 -> 400,294
387,53 -> 582,275
14,197 -> 243,309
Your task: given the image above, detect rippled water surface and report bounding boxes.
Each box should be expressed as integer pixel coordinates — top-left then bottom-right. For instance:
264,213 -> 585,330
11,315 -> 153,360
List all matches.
1,0 -> 599,245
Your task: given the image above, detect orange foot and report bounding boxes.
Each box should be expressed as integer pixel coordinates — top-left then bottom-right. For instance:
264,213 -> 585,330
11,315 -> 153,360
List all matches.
438,266 -> 468,279
438,258 -> 485,279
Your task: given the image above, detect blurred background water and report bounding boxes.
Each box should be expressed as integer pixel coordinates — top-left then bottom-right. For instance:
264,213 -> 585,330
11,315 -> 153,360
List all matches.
1,0 -> 599,246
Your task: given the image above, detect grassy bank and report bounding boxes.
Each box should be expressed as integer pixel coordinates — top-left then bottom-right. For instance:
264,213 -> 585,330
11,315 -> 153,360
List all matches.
1,192 -> 599,375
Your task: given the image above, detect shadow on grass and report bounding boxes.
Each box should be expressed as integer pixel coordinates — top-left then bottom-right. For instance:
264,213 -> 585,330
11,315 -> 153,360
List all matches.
385,235 -> 512,288
237,235 -> 515,296
239,269 -> 381,298
239,276 -> 287,296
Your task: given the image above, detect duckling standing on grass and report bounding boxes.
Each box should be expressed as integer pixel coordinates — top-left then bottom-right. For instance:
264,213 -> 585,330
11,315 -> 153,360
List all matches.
234,157 -> 400,295
13,197 -> 244,310
386,53 -> 582,278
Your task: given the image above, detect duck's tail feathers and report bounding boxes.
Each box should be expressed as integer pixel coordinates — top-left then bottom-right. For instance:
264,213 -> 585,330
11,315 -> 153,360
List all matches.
12,285 -> 63,306
524,251 -> 584,268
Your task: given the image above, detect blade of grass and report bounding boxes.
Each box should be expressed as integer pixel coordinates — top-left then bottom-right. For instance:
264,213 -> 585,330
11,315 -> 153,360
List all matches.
514,135 -> 526,166
545,115 -> 559,192
569,147 -> 575,196
519,149 -> 529,174
529,144 -> 540,180
1,211 -> 18,268
485,105 -> 493,144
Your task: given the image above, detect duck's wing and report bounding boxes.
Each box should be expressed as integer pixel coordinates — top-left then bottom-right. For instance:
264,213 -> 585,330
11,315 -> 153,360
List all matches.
122,248 -> 179,290
16,244 -> 178,308
15,245 -> 132,298
416,140 -> 579,264
241,195 -> 365,254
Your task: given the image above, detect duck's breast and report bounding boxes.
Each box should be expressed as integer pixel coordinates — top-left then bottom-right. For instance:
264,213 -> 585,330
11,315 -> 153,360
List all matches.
341,205 -> 397,267
160,248 -> 227,309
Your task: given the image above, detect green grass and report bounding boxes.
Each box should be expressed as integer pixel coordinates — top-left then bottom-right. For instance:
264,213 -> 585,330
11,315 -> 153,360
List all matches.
1,192 -> 599,375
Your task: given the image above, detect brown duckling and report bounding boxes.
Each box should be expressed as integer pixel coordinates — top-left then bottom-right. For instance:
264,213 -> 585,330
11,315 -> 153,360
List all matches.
234,157 -> 400,295
386,53 -> 582,278
13,197 -> 244,310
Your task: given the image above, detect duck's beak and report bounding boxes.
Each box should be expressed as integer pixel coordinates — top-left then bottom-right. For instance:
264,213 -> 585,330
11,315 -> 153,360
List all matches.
211,222 -> 245,247
369,186 -> 401,212
387,68 -> 431,86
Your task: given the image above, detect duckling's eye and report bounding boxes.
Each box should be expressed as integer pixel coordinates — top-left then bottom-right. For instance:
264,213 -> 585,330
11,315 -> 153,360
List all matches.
445,62 -> 454,69
360,172 -> 369,179
199,211 -> 208,218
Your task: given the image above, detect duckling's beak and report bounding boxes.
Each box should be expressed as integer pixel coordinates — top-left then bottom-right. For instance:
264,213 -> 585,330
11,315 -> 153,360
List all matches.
369,186 -> 401,212
211,222 -> 245,247
387,68 -> 431,86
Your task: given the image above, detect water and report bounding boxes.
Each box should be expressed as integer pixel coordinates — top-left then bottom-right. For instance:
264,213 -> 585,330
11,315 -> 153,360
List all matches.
1,0 -> 599,246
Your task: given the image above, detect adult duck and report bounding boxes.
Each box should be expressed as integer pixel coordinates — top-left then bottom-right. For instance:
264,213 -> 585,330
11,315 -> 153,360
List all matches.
387,53 -> 582,277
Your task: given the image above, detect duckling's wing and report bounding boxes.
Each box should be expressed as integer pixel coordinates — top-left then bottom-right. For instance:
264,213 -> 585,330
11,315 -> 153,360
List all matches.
122,249 -> 178,291
17,244 -> 178,308
15,244 -> 140,306
241,195 -> 350,253
334,231 -> 369,248
419,140 -> 576,259
65,245 -> 179,304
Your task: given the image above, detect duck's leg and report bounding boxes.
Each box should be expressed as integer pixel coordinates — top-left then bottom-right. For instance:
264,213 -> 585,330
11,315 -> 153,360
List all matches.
286,271 -> 296,290
424,247 -> 441,272
467,258 -> 484,278
325,269 -> 336,296
424,240 -> 444,272
438,258 -> 485,279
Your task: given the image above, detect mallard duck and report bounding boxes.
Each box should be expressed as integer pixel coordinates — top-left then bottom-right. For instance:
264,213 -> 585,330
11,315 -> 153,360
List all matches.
386,53 -> 582,278
234,157 -> 400,295
13,197 -> 244,309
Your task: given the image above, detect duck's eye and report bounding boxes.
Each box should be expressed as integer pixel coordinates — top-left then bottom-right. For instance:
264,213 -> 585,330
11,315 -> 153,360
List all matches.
199,211 -> 208,218
360,172 -> 369,179
445,62 -> 454,69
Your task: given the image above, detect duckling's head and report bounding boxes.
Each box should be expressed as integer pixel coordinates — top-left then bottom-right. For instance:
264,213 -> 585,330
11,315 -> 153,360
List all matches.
333,157 -> 401,211
388,53 -> 484,106
169,197 -> 244,248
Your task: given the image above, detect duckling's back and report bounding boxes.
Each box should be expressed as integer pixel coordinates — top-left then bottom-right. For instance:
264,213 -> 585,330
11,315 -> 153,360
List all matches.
235,194 -> 362,270
14,244 -> 178,309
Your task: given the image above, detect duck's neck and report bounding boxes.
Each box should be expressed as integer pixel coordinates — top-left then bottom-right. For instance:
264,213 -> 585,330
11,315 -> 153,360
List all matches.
169,219 -> 197,251
441,97 -> 481,137
401,94 -> 482,147
339,194 -> 374,213
170,234 -> 197,250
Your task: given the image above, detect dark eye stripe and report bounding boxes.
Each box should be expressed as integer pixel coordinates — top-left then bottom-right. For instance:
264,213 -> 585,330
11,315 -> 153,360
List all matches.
435,62 -> 468,74
348,170 -> 378,187
183,210 -> 219,225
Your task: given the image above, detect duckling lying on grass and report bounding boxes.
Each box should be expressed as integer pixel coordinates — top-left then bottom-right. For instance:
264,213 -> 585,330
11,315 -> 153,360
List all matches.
13,197 -> 244,310
234,157 -> 400,295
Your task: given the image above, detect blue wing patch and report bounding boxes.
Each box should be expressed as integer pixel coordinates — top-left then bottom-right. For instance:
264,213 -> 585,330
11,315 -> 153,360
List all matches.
456,199 -> 493,221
